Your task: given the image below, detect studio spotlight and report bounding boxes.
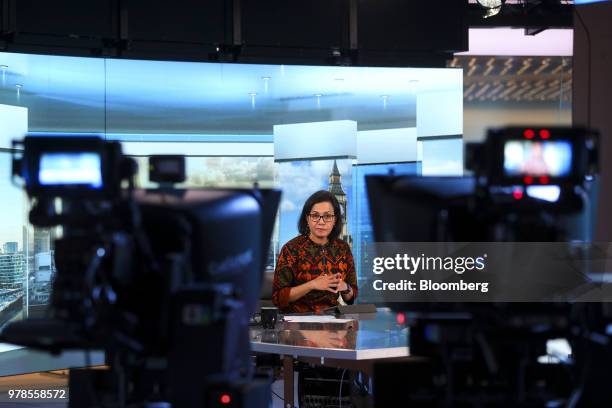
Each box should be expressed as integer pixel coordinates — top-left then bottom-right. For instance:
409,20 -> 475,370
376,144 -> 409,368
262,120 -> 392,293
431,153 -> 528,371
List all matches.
477,0 -> 504,18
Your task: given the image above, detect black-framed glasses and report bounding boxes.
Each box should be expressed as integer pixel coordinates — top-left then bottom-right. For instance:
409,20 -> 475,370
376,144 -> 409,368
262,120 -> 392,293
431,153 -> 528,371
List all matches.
309,213 -> 336,223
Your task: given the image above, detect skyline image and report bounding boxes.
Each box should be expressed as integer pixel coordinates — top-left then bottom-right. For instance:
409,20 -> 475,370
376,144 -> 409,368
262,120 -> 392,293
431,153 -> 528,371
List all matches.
0,155 -> 27,247
276,159 -> 354,249
1,153 -> 281,335
134,156 -> 276,189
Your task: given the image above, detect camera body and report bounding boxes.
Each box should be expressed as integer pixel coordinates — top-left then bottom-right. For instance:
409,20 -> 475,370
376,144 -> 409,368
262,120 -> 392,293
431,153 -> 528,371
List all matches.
12,136 -> 128,200
467,126 -> 598,187
4,135 -> 280,408
367,126 -> 604,406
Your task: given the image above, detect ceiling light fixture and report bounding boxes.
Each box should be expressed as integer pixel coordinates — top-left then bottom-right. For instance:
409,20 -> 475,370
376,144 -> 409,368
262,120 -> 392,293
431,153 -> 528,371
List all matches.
477,0 -> 504,18
0,65 -> 7,86
248,92 -> 257,108
262,77 -> 271,93
408,80 -> 419,94
314,94 -> 323,109
333,78 -> 345,94
380,95 -> 389,109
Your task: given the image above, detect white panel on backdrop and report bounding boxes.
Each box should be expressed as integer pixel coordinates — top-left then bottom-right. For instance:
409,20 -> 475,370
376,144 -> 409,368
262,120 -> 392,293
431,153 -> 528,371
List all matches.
417,140 -> 424,162
121,141 -> 273,156
417,91 -> 463,138
357,128 -> 417,164
420,138 -> 464,176
457,28 -> 573,57
0,104 -> 28,149
274,120 -> 357,161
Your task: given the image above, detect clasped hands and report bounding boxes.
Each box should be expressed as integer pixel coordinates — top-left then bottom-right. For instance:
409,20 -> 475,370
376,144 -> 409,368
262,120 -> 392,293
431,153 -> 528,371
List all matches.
309,273 -> 348,293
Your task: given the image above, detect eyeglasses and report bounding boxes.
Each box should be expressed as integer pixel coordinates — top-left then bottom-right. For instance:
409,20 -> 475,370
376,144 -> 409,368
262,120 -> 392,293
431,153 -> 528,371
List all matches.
309,213 -> 336,223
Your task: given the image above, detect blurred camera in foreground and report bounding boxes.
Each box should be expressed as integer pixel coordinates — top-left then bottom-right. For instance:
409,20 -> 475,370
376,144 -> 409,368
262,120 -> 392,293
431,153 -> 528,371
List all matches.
4,135 -> 280,408
367,126 -> 608,407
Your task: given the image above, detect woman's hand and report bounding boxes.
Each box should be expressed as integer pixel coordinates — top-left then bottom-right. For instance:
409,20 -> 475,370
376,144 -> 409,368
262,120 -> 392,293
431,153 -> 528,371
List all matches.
335,273 -> 348,292
309,273 -> 340,293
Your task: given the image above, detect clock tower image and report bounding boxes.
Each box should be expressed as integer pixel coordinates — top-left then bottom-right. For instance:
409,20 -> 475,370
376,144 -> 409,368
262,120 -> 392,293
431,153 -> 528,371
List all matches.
328,160 -> 352,247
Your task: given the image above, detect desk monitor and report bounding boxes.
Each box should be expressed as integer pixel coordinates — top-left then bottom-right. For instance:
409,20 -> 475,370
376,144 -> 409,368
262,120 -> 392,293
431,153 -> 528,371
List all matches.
365,175 -> 482,242
136,188 -> 280,314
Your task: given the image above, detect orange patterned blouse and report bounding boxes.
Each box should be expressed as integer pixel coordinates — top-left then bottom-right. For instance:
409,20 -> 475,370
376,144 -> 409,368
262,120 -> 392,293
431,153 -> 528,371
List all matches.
272,235 -> 358,314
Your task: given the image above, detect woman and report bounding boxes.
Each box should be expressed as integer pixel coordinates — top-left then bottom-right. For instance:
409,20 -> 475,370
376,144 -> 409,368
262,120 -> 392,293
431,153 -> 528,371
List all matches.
272,190 -> 358,313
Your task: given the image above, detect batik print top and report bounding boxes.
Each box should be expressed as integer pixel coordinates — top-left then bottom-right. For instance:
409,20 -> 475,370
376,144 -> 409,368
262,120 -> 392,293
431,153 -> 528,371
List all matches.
272,235 -> 358,314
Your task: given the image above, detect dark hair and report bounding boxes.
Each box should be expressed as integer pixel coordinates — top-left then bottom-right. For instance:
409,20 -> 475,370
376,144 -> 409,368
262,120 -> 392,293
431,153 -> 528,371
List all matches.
298,190 -> 344,241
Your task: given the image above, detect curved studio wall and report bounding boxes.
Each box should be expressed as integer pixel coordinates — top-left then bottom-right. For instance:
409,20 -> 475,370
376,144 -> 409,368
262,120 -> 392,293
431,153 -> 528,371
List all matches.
0,51 -> 463,375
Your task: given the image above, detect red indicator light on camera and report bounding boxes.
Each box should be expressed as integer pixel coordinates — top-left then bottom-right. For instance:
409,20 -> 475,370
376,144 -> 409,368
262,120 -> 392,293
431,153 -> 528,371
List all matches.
220,394 -> 231,405
524,129 -> 535,139
539,176 -> 549,184
523,176 -> 534,185
396,313 -> 406,325
539,129 -> 551,139
513,189 -> 524,200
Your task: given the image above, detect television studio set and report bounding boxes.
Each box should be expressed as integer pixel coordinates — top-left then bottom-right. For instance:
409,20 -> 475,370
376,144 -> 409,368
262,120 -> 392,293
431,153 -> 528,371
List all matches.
0,1 -> 611,407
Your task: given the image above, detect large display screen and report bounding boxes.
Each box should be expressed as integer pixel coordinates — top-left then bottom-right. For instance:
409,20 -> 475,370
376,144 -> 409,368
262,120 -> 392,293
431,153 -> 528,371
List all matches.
39,152 -> 103,188
0,49 -> 463,376
503,140 -> 573,177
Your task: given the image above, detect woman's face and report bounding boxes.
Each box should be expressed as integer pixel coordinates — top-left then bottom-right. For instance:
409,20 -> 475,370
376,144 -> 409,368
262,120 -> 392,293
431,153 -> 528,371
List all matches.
307,201 -> 336,241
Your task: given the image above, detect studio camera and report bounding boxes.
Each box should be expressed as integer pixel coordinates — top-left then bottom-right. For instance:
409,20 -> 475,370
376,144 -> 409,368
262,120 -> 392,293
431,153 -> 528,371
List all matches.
2,135 -> 280,408
367,126 -> 607,406
368,126 -> 599,242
